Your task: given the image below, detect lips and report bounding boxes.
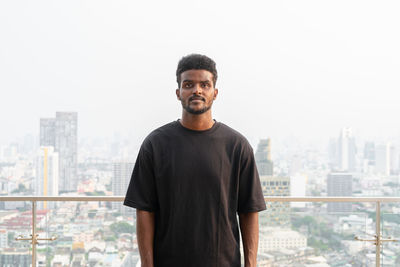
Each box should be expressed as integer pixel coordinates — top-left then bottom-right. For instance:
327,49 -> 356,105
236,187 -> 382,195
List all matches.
189,96 -> 205,102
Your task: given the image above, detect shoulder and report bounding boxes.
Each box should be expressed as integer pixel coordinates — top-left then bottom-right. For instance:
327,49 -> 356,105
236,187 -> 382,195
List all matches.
147,121 -> 179,139
217,123 -> 246,139
216,122 -> 253,152
141,121 -> 179,152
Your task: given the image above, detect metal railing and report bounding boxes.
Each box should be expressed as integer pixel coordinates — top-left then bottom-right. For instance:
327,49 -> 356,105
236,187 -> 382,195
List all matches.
1,196 -> 400,267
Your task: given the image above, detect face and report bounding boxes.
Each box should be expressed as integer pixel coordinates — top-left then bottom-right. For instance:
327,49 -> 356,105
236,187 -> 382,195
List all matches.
176,69 -> 218,115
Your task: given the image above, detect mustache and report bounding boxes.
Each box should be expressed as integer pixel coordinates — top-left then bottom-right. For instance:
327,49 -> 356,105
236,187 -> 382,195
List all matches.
189,96 -> 205,102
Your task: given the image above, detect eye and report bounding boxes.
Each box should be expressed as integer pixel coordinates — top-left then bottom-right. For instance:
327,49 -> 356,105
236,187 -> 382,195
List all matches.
201,82 -> 210,88
183,82 -> 192,88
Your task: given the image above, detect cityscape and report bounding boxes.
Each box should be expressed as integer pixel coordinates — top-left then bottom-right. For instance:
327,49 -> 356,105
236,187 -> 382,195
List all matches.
1,112 -> 400,266
2,0 -> 400,266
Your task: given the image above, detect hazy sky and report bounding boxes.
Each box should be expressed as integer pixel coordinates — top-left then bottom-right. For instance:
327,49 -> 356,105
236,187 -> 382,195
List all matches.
1,0 -> 400,148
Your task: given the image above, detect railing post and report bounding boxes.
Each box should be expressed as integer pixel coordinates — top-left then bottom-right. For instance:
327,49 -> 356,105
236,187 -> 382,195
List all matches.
32,200 -> 36,267
376,201 -> 380,267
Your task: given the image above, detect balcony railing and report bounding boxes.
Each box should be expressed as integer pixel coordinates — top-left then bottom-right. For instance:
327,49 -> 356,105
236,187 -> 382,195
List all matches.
1,196 -> 400,267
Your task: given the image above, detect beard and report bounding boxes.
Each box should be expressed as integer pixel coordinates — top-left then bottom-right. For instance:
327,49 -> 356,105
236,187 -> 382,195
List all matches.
181,99 -> 213,115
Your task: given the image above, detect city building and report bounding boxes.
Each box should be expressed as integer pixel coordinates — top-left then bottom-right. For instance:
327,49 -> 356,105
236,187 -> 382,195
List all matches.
40,112 -> 77,192
390,145 -> 399,175
0,229 -> 7,248
39,118 -> 56,147
255,139 -> 273,176
363,142 -> 375,167
290,174 -> 307,208
327,172 -> 352,212
259,227 -> 307,252
260,175 -> 290,227
328,138 -> 338,170
337,128 -> 357,172
375,143 -> 391,176
36,146 -> 59,209
0,248 -> 31,266
112,162 -> 134,214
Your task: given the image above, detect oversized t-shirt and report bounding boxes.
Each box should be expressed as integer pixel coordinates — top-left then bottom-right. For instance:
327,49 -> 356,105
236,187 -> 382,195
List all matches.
124,120 -> 266,267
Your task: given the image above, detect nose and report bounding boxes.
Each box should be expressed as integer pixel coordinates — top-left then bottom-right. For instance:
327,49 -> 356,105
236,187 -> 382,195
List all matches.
192,83 -> 202,95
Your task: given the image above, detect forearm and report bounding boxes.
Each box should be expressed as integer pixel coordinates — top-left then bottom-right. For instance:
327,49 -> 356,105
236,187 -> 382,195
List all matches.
239,212 -> 259,267
136,209 -> 155,267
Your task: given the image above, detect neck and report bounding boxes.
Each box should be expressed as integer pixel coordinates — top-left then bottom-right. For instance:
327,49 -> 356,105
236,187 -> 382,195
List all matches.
180,110 -> 215,131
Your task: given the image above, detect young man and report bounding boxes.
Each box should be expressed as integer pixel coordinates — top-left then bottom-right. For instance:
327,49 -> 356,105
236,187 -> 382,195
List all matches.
124,54 -> 266,267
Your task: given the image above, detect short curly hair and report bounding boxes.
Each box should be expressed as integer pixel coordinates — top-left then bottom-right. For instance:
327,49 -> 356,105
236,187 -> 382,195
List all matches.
176,54 -> 218,87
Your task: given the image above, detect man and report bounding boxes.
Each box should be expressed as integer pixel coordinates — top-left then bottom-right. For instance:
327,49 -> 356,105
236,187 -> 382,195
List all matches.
124,54 -> 266,267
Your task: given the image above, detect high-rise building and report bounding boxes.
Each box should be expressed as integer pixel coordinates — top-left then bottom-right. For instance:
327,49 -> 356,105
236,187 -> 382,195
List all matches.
390,145 -> 398,175
255,139 -> 273,176
337,128 -> 356,172
328,138 -> 338,170
40,118 -> 56,147
55,112 -> 78,192
290,174 -> 307,208
260,175 -> 290,227
363,142 -> 375,166
112,162 -> 134,213
362,141 -> 375,173
40,112 -> 77,192
36,146 -> 59,209
327,172 -> 352,212
375,143 -> 391,176
289,154 -> 302,176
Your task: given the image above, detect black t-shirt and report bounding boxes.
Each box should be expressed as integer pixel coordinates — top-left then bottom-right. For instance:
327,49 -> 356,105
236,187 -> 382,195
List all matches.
124,120 -> 266,267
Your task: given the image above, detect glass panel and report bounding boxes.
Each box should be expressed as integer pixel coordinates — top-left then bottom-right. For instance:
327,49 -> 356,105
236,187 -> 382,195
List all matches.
381,205 -> 400,267
0,201 -> 32,267
257,201 -> 374,266
40,201 -> 140,266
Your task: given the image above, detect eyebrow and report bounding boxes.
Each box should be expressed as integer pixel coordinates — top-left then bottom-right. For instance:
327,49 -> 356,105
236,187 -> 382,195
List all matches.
182,79 -> 211,83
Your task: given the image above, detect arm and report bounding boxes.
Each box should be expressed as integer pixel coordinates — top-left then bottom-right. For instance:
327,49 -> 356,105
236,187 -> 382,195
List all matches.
239,212 -> 259,267
136,209 -> 155,267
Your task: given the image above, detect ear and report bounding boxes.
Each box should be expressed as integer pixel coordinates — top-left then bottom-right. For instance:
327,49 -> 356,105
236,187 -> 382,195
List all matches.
213,88 -> 218,100
176,89 -> 181,100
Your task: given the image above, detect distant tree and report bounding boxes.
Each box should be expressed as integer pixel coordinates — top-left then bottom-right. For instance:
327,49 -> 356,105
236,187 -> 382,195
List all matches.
110,221 -> 134,234
88,210 -> 97,218
105,236 -> 116,242
113,212 -> 122,217
11,184 -> 27,194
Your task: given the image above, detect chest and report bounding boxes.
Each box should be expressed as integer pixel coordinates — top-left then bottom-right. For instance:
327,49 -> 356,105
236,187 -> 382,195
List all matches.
152,137 -> 240,194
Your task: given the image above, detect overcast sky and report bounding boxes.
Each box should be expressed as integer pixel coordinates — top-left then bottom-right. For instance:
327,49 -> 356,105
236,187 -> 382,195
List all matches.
1,0 -> 400,149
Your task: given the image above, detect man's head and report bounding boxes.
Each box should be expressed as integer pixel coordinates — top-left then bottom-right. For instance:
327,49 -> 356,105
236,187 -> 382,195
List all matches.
176,54 -> 218,87
175,54 -> 218,115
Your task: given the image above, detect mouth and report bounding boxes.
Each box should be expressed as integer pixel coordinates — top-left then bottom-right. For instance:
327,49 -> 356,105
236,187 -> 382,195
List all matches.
189,97 -> 205,102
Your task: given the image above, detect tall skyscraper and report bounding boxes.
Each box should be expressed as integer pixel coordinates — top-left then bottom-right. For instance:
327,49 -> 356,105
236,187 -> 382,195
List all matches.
40,112 -> 77,192
337,128 -> 356,172
112,162 -> 134,213
363,142 -> 375,166
375,143 -> 391,176
40,118 -> 56,147
255,139 -> 273,176
327,172 -> 352,212
36,146 -> 59,209
260,175 -> 290,227
55,112 -> 78,192
328,138 -> 338,170
362,141 -> 375,173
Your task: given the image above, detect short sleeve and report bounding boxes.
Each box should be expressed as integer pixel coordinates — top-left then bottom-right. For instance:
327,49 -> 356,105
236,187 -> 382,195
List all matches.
237,143 -> 266,213
123,144 -> 159,212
